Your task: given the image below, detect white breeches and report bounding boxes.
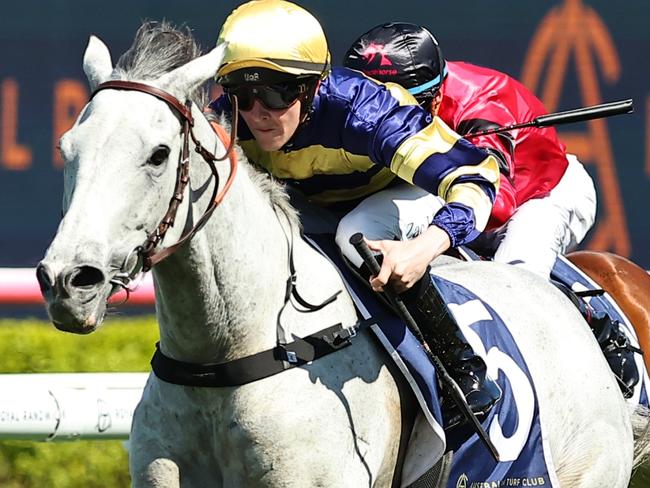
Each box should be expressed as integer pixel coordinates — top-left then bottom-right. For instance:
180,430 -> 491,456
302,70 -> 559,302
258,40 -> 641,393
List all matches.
335,183 -> 445,268
491,155 -> 596,277
334,155 -> 596,279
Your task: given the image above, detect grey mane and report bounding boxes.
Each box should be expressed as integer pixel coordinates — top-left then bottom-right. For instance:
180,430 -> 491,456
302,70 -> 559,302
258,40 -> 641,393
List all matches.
113,21 -> 207,105
249,164 -> 301,230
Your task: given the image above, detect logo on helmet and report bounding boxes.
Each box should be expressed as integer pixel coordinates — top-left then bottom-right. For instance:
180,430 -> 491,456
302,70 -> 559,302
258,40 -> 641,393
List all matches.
361,43 -> 393,67
244,72 -> 260,82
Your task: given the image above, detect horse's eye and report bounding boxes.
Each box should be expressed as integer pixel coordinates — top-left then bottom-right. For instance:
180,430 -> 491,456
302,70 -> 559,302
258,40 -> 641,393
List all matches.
147,145 -> 170,166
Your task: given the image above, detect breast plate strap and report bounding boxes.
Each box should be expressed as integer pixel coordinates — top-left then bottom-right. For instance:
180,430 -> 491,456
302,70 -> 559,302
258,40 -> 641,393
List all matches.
151,318 -> 374,387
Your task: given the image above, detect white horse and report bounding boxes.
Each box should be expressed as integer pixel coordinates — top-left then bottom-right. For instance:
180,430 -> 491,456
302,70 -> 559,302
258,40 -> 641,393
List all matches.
37,23 -> 648,487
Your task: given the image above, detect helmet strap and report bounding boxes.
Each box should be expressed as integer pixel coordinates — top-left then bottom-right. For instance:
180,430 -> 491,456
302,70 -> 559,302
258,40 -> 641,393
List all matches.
280,80 -> 321,152
299,79 -> 321,122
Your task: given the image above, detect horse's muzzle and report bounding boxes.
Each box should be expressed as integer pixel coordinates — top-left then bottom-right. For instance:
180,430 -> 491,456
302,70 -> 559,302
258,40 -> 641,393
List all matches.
36,261 -> 109,333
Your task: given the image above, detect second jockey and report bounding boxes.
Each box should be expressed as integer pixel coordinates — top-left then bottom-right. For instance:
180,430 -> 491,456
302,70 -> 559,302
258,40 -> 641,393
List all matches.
345,22 -> 597,279
343,22 -> 639,396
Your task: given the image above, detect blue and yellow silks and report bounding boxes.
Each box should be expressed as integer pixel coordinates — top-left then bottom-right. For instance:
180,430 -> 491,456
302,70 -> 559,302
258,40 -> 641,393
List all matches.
210,67 -> 499,246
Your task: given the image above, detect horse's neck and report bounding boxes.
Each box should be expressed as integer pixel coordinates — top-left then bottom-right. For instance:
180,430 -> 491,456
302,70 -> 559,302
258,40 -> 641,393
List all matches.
152,109 -> 294,363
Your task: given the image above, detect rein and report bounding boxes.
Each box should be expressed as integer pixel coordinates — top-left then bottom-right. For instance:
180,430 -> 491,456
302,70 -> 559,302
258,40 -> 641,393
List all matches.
90,80 -> 240,272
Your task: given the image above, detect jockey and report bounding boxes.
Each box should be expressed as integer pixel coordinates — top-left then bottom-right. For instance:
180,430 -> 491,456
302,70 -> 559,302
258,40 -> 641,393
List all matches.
210,0 -> 502,423
343,22 -> 639,396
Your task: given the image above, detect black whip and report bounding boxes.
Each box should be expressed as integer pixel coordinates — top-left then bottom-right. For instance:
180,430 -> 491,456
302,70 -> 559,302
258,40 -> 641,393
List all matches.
464,99 -> 633,138
349,233 -> 500,461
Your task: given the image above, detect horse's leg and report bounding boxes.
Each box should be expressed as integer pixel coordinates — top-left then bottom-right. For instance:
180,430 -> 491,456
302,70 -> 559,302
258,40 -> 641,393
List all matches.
129,378 -> 214,488
129,398 -> 182,488
130,458 -> 180,488
129,405 -> 216,488
568,250 -> 650,374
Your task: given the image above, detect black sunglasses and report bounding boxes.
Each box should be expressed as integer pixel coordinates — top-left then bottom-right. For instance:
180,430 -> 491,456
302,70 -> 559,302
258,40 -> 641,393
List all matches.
224,81 -> 311,112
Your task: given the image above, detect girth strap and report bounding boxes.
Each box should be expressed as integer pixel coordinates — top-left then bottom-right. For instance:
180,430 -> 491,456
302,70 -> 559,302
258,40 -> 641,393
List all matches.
151,318 -> 375,387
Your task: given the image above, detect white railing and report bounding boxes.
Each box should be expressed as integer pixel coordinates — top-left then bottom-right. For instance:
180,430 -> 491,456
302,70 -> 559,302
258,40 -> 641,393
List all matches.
0,373 -> 147,440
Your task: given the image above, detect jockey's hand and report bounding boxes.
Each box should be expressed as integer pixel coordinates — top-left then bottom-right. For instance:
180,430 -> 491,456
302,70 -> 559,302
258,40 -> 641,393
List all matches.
366,225 -> 451,294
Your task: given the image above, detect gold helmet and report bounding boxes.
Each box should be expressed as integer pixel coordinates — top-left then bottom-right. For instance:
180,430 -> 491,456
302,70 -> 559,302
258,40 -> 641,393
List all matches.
216,0 -> 331,85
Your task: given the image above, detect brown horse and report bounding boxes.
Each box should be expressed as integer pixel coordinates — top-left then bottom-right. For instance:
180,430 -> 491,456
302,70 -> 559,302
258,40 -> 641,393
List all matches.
568,251 -> 650,375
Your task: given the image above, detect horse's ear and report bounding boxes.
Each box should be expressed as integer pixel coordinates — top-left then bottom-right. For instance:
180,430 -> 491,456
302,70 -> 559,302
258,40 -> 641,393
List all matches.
83,36 -> 113,92
158,43 -> 227,97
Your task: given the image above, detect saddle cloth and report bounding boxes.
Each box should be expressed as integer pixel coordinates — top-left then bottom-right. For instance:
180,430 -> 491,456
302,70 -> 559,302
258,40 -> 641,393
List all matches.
304,232 -> 556,487
293,191 -> 646,487
289,186 -> 558,487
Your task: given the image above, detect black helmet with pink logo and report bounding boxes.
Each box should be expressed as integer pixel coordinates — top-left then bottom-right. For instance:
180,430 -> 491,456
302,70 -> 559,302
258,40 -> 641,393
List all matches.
344,22 -> 447,106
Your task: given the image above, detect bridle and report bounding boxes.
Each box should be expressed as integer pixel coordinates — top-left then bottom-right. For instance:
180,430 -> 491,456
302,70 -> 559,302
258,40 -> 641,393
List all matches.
89,80 -> 240,278
90,82 -> 356,382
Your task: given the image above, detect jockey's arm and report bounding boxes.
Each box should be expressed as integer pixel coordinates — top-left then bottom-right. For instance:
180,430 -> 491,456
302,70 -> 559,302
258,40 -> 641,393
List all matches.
356,94 -> 500,291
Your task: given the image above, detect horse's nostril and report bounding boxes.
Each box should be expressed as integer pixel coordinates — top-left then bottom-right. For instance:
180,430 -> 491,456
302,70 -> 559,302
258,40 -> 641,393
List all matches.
69,266 -> 105,289
36,263 -> 54,293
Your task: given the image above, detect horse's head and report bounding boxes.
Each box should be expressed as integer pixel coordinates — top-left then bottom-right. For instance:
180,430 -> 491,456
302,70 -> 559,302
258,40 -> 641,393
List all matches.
36,25 -> 225,333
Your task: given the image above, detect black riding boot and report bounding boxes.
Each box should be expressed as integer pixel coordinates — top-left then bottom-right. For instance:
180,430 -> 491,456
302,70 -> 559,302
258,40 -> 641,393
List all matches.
553,281 -> 641,398
401,275 -> 502,427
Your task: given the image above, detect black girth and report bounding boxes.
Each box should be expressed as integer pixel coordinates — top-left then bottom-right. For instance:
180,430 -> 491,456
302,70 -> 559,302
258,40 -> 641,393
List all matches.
151,318 -> 374,387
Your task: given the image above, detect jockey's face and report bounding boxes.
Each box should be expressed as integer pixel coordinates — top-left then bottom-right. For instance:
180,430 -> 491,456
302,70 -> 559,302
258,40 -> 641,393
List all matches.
239,98 -> 301,151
